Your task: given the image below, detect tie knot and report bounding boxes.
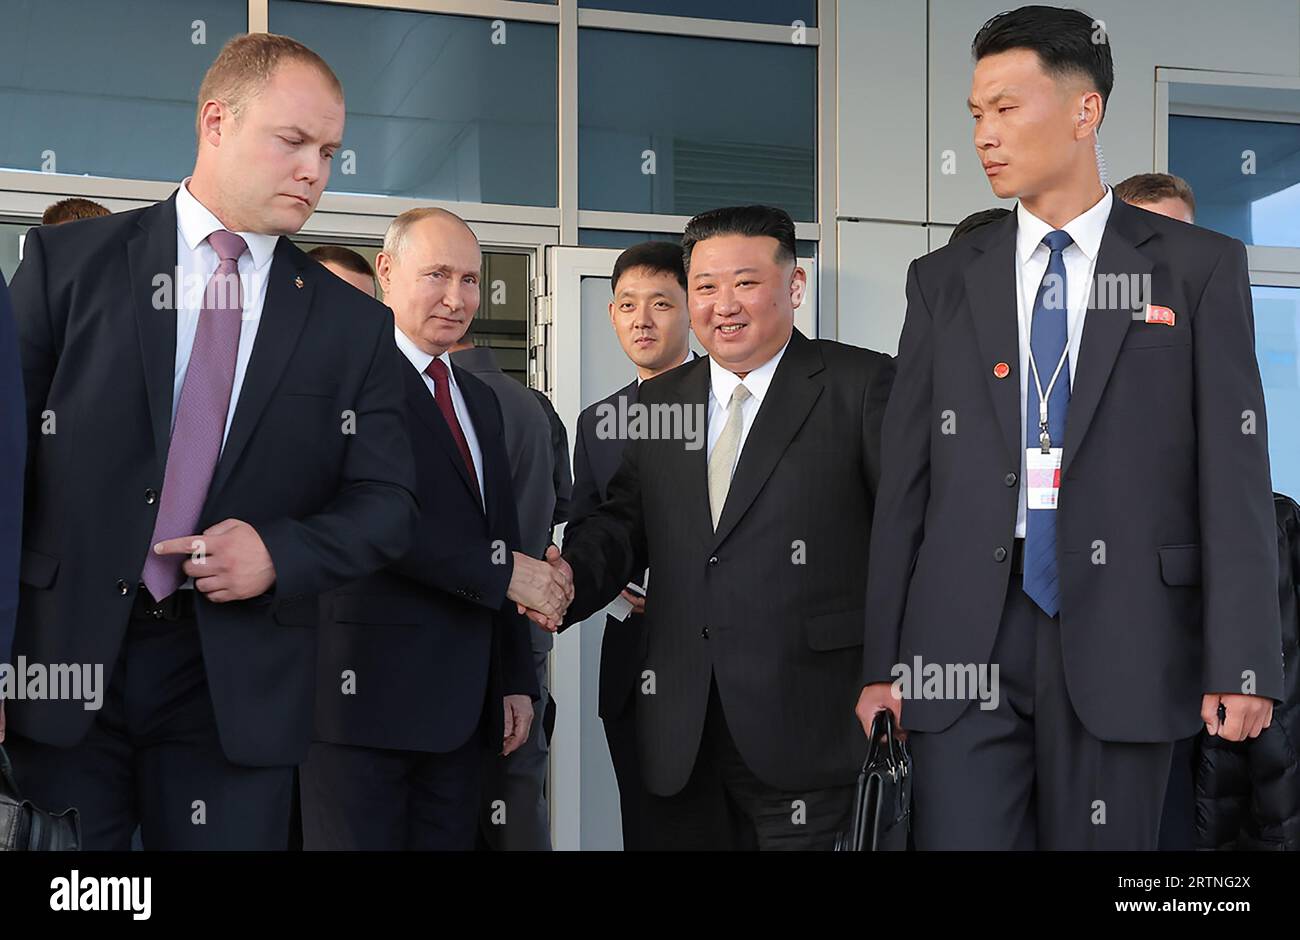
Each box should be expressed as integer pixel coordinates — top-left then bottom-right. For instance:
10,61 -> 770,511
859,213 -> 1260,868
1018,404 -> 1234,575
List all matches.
729,383 -> 751,406
425,357 -> 450,386
1042,230 -> 1073,253
208,230 -> 248,264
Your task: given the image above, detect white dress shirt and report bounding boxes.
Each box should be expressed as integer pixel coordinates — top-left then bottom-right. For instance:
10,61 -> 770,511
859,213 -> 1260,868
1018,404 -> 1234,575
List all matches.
172,177 -> 278,448
394,327 -> 486,508
1013,186 -> 1113,537
705,337 -> 791,480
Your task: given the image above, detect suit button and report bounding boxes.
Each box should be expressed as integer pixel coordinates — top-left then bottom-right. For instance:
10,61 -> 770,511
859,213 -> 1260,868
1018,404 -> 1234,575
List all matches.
701,626 -> 710,639
1004,473 -> 1017,487
708,556 -> 719,567
144,487 -> 158,505
116,579 -> 130,595
993,547 -> 1007,563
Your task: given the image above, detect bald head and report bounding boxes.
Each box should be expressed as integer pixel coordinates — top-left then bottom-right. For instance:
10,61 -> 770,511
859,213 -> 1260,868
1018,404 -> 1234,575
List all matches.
376,208 -> 482,356
382,207 -> 478,261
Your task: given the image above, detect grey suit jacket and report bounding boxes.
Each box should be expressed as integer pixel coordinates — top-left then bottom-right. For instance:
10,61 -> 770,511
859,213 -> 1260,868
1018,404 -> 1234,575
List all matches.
452,345 -> 567,653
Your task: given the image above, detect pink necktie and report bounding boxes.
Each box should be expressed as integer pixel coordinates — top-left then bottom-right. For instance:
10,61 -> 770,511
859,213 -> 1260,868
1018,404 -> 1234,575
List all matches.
140,230 -> 247,601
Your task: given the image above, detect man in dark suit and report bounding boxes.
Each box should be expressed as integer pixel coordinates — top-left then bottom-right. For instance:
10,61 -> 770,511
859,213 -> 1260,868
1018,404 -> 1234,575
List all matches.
450,332 -> 567,851
4,34 -> 419,850
538,207 -> 895,850
857,6 -> 1281,850
566,240 -> 694,850
0,273 -> 23,746
301,207 -> 555,851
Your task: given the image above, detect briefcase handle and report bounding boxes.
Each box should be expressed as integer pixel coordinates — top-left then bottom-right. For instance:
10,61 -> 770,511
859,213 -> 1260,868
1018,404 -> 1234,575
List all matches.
865,709 -> 908,779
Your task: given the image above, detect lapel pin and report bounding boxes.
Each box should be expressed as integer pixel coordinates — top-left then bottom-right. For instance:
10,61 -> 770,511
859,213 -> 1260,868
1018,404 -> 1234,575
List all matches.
1145,303 -> 1175,326
993,361 -> 1010,379
294,275 -> 304,289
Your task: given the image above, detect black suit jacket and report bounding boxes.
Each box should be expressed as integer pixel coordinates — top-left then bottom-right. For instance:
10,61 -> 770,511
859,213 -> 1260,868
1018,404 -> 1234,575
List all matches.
561,330 -> 895,794
568,376 -> 646,721
8,196 -> 418,765
314,357 -> 538,754
863,198 -> 1283,741
0,274 -> 23,667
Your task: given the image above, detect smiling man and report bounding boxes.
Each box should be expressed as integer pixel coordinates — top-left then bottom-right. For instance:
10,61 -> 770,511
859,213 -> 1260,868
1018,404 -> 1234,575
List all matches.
545,206 -> 895,850
5,34 -> 419,849
300,207 -> 547,850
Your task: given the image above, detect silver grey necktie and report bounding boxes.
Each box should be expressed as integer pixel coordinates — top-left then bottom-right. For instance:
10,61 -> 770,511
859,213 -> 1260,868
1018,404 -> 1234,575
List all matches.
708,383 -> 752,530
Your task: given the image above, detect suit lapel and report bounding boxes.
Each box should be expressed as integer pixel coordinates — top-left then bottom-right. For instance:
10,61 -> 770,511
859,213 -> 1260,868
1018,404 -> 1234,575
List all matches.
657,361 -> 714,551
207,239 -> 313,501
1062,200 -> 1154,474
454,363 -> 494,517
965,213 -> 1022,465
710,329 -> 823,551
126,196 -> 181,477
406,359 -> 481,510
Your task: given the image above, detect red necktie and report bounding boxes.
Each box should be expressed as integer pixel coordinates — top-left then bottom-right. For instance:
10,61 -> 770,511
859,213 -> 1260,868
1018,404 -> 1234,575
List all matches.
425,358 -> 477,483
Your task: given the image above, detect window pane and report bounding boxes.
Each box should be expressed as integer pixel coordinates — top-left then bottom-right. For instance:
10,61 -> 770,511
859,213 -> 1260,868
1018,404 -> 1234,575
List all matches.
1169,115 -> 1300,248
1251,285 -> 1300,499
579,30 -> 816,221
270,0 -> 557,206
1,221 -> 26,284
579,0 -> 814,26
0,0 -> 246,182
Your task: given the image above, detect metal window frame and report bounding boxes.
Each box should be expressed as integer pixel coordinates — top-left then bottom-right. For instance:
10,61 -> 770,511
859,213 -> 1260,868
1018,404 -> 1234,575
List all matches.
0,0 -> 833,317
1155,67 -> 1300,286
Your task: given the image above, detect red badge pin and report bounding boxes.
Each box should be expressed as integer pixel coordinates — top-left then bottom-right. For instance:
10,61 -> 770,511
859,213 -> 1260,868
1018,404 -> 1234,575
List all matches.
1145,304 -> 1175,326
993,361 -> 1010,379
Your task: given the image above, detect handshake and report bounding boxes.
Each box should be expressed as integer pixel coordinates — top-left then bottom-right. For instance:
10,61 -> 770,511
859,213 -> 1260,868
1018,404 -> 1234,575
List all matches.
507,547 -> 575,632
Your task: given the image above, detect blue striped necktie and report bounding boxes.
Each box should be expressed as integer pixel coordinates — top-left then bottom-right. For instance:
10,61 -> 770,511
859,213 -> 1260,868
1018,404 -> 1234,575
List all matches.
1023,229 -> 1073,617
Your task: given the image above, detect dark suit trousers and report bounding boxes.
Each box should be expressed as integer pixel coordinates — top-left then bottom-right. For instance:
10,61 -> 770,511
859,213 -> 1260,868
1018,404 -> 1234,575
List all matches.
300,736 -> 482,851
643,679 -> 855,851
603,692 -> 650,851
909,574 -> 1175,850
5,604 -> 294,850
479,647 -> 551,851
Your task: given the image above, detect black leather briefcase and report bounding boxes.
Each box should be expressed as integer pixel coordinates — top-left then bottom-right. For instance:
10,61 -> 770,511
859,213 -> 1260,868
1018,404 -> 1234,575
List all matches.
0,744 -> 81,851
834,710 -> 912,851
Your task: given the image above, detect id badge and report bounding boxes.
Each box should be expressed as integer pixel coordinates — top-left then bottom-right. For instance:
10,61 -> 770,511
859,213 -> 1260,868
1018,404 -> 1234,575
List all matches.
1025,447 -> 1063,510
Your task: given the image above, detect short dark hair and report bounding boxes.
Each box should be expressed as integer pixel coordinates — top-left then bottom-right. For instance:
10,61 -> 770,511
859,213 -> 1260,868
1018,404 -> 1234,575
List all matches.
308,244 -> 376,281
42,197 -> 110,225
611,240 -> 687,294
972,6 -> 1114,126
680,205 -> 796,273
1113,173 -> 1196,216
949,207 -> 1013,244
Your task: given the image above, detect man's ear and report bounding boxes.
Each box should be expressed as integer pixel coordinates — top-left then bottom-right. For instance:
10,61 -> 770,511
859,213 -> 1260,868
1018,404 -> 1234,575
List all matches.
789,265 -> 808,310
375,251 -> 393,296
197,99 -> 228,149
1076,90 -> 1104,138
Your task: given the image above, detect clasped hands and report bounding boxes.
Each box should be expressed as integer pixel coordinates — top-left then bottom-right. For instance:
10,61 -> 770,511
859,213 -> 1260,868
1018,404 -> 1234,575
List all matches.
508,547 -> 574,632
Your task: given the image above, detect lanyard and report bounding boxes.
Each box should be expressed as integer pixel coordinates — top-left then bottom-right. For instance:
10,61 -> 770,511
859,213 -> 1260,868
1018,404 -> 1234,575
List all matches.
1027,343 -> 1069,453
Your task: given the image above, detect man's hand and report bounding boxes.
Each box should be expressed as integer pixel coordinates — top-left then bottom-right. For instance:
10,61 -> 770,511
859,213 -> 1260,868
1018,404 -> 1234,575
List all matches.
1203,692 -> 1273,741
620,587 -> 646,616
152,518 -> 276,602
855,682 -> 905,741
507,549 -> 572,630
0,698 -> 6,744
502,694 -> 534,756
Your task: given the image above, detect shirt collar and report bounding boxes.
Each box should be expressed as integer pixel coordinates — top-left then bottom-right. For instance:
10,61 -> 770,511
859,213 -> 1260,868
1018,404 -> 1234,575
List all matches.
1015,185 -> 1113,265
636,348 -> 693,386
176,177 -> 279,271
708,336 -> 791,408
394,325 -> 443,378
